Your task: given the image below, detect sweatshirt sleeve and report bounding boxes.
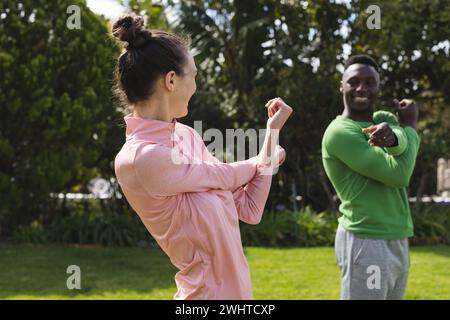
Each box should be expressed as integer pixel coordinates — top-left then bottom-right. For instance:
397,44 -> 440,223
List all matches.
372,111 -> 407,156
324,121 -> 420,188
133,143 -> 257,197
386,127 -> 408,156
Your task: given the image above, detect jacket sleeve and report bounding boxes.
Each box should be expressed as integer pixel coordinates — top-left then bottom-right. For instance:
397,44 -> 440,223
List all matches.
232,166 -> 272,225
134,143 -> 257,197
201,138 -> 272,224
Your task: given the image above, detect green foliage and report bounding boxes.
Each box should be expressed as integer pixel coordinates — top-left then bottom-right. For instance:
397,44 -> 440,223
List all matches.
118,0 -> 169,30
411,204 -> 450,245
240,210 -> 298,246
11,202 -> 450,247
0,0 -> 123,237
297,207 -> 339,247
241,205 -> 449,247
12,199 -> 151,247
240,207 -> 338,247
12,220 -> 47,243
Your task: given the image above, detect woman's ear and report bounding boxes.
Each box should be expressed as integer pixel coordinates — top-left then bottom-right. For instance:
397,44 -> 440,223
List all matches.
164,71 -> 176,92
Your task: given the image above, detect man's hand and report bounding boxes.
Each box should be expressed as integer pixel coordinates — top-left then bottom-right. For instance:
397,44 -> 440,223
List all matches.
362,122 -> 397,147
265,97 -> 293,130
393,98 -> 418,129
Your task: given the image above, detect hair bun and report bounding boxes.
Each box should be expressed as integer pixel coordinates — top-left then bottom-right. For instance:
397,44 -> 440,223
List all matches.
112,15 -> 151,49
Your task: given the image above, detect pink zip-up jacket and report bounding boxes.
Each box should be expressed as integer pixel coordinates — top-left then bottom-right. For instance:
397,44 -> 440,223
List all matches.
114,114 -> 272,299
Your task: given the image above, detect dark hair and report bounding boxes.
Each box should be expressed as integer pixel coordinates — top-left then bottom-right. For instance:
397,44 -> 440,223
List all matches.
344,54 -> 379,73
112,15 -> 191,112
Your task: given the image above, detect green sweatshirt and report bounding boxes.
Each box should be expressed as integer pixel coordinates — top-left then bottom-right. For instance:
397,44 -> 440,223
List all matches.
322,111 -> 421,239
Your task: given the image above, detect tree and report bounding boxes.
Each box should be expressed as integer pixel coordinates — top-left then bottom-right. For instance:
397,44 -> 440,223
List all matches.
0,0 -> 121,237
117,0 -> 170,29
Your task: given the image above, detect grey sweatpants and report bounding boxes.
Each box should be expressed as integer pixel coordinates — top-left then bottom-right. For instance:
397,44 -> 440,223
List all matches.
335,224 -> 410,300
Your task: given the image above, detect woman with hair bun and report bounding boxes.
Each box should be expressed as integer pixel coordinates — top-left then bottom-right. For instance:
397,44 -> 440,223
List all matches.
113,15 -> 293,300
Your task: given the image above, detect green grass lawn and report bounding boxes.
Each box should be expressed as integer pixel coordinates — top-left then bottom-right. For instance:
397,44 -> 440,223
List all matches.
0,243 -> 448,299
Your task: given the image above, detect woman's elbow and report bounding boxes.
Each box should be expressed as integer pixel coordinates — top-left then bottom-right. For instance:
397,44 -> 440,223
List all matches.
240,208 -> 264,225
242,216 -> 262,225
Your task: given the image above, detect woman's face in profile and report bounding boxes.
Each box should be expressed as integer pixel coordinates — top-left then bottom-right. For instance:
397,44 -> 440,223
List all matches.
172,52 -> 198,118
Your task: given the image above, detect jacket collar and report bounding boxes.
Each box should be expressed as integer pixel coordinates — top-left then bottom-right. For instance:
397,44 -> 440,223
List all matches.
124,114 -> 177,148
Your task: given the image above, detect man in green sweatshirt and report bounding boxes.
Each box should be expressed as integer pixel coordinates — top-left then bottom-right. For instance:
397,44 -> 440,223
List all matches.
322,54 -> 420,300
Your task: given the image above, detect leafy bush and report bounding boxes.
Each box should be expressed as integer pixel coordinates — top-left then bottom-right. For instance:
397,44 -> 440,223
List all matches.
240,210 -> 298,247
240,207 -> 338,247
12,201 -> 449,247
12,199 -> 152,247
297,207 -> 339,247
241,204 -> 449,247
410,203 -> 450,245
12,220 -> 47,243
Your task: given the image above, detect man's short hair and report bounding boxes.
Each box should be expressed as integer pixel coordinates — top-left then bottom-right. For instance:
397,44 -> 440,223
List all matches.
344,54 -> 379,73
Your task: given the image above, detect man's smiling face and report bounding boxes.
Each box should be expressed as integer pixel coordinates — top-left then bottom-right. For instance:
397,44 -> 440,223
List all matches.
340,63 -> 380,114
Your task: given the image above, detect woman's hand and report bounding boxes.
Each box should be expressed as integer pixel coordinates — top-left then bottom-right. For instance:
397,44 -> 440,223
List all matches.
257,145 -> 286,175
256,97 -> 291,175
265,97 -> 293,130
273,145 -> 286,167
